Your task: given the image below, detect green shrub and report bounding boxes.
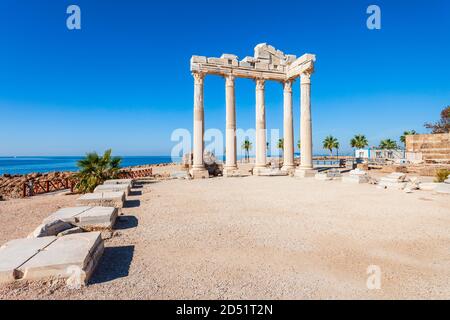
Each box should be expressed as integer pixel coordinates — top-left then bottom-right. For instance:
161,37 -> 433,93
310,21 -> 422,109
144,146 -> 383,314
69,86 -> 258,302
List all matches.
435,169 -> 450,183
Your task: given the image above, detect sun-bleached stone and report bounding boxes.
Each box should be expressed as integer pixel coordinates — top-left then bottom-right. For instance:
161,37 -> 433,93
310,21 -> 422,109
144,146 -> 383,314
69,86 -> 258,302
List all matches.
94,183 -> 131,195
76,192 -> 125,208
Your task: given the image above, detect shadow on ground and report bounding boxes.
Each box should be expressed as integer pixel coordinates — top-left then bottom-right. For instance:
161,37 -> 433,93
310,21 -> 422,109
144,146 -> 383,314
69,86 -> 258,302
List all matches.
124,199 -> 140,208
114,215 -> 139,230
89,245 -> 135,284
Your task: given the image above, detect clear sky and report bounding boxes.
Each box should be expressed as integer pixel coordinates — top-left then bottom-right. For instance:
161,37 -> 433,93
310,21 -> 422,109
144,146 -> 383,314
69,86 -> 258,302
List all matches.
0,0 -> 449,156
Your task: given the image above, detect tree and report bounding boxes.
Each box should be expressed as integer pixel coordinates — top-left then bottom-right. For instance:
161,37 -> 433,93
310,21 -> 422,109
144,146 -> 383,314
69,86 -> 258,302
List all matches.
400,130 -> 417,146
297,140 -> 301,150
323,135 -> 339,157
350,134 -> 369,149
379,139 -> 398,150
424,106 -> 450,133
241,139 -> 252,162
277,138 -> 284,156
74,149 -> 122,193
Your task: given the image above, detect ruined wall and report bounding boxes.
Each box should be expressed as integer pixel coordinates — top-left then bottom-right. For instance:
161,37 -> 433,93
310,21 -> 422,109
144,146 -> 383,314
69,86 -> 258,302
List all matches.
406,133 -> 450,163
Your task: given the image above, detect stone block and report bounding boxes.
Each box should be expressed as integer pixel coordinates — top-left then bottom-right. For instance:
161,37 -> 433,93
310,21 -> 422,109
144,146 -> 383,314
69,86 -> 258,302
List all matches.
418,183 -> 440,191
103,179 -> 134,187
94,183 -> 131,195
45,206 -> 119,230
189,168 -> 209,179
435,183 -> 450,194
220,54 -> 238,60
239,61 -> 253,68
242,56 -> 257,63
76,192 -> 125,208
191,56 -> 207,64
445,178 -> 450,184
342,175 -> 369,184
255,62 -> 269,70
17,232 -> 104,284
0,237 -> 56,284
207,57 -> 227,65
294,168 -> 318,178
378,181 -> 407,190
256,168 -> 288,177
30,220 -> 74,238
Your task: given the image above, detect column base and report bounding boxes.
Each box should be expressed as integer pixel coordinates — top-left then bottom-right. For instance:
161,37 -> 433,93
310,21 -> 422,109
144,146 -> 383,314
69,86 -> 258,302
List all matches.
189,168 -> 209,179
294,168 -> 318,178
223,166 -> 239,177
281,165 -> 296,174
252,166 -> 268,176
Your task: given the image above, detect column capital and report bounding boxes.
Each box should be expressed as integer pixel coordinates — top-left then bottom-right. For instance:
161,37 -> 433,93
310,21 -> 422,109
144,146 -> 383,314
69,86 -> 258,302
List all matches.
301,69 -> 313,85
255,78 -> 265,90
192,72 -> 205,85
283,80 -> 294,93
225,74 -> 235,87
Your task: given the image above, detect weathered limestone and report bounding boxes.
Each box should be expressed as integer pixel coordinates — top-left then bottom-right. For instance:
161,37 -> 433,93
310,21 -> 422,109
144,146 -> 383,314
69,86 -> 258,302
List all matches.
30,220 -> 74,238
76,192 -> 125,208
315,169 -> 342,181
46,206 -> 119,230
223,74 -> 238,176
0,232 -> 104,285
257,168 -> 289,177
435,182 -> 450,194
253,79 -> 267,175
190,44 -> 317,178
295,70 -> 317,178
342,169 -> 369,184
94,183 -> 131,195
104,179 -> 134,187
281,80 -> 295,172
190,72 -> 209,179
418,182 -> 440,191
0,237 -> 55,283
378,173 -> 408,190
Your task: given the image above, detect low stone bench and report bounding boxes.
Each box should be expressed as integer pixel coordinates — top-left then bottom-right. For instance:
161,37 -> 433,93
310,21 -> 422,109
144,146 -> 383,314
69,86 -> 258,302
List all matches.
104,179 -> 134,187
77,191 -> 125,208
0,232 -> 104,285
29,207 -> 119,237
94,183 -> 131,196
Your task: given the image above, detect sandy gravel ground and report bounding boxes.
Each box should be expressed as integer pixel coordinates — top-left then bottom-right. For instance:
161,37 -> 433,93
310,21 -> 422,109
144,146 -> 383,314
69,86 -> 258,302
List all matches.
0,174 -> 449,300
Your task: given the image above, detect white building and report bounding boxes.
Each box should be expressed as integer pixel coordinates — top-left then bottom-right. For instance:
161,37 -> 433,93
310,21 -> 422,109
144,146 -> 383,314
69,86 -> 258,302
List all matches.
355,148 -> 405,160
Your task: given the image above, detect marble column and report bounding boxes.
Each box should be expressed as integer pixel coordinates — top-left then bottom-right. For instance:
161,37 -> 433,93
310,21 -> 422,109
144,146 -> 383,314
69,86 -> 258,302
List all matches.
190,72 -> 209,179
281,80 -> 295,172
295,70 -> 317,177
223,75 -> 237,176
254,79 -> 267,174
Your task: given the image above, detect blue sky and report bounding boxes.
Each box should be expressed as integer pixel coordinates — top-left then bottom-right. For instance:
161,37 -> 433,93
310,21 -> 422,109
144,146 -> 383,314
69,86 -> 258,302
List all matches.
0,0 -> 449,156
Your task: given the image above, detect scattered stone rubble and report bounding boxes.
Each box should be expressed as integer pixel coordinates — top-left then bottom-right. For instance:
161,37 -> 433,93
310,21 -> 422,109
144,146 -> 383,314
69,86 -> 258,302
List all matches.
377,173 -> 408,190
315,169 -> 342,181
342,169 -> 369,184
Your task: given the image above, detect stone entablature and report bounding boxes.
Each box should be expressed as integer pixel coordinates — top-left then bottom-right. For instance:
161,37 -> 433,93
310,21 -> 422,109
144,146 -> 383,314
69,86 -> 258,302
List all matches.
190,43 -> 315,81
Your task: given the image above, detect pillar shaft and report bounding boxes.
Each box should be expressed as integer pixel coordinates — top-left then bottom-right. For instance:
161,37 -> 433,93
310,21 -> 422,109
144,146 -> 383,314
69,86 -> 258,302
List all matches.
255,79 -> 266,168
282,80 -> 295,170
192,72 -> 205,169
225,75 -> 237,170
300,71 -> 313,169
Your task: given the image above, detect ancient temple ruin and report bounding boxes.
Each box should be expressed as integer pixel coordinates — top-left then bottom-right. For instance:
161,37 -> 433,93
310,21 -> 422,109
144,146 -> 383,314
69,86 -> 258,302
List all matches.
190,43 -> 317,178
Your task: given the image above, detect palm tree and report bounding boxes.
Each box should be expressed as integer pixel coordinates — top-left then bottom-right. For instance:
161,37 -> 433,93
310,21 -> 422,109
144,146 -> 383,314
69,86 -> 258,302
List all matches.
74,149 -> 122,193
400,130 -> 417,146
241,139 -> 252,162
379,139 -> 398,150
350,134 -> 369,149
323,135 -> 339,157
277,138 -> 284,157
297,140 -> 301,150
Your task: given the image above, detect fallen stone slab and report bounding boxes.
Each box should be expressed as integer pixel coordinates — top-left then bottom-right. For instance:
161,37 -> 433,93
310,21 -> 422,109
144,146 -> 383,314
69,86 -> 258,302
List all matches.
0,237 -> 56,284
94,183 -> 131,195
30,219 -> 74,238
419,183 -> 440,191
76,192 -> 125,208
342,175 -> 369,184
44,206 -> 119,230
16,232 -> 104,285
103,179 -> 134,187
435,183 -> 450,195
257,169 -> 289,177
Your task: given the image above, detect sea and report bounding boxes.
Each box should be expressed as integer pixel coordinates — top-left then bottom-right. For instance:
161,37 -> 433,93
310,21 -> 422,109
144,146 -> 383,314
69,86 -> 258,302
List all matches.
0,156 -> 180,175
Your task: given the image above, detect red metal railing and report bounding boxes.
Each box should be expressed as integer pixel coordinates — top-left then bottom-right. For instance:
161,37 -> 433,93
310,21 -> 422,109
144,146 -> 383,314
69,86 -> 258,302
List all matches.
22,168 -> 153,197
23,178 -> 74,197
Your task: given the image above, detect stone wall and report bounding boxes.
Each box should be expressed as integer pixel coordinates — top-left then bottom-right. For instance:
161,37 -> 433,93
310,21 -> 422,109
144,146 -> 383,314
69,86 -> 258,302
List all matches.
406,133 -> 450,164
